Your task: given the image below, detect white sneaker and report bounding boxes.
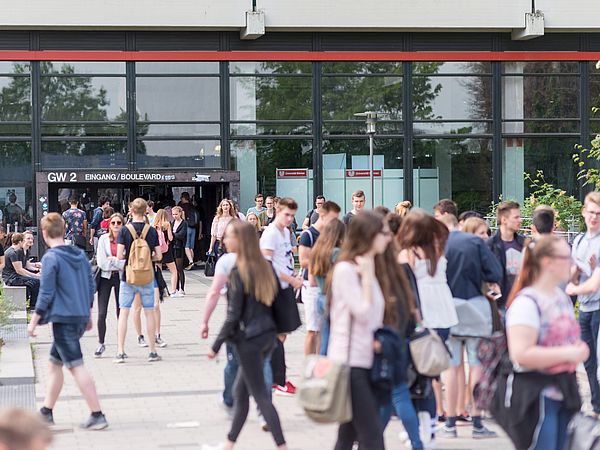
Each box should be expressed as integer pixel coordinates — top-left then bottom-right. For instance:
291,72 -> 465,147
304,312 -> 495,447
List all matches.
419,411 -> 432,446
398,431 -> 411,448
170,291 -> 183,298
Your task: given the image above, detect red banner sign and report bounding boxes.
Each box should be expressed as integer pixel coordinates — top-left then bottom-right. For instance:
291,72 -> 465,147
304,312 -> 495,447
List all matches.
346,170 -> 382,177
277,169 -> 308,178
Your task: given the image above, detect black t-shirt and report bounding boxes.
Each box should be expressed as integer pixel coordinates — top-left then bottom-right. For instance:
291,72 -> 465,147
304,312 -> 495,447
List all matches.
118,222 -> 160,282
180,203 -> 198,227
2,246 -> 24,282
299,226 -> 320,280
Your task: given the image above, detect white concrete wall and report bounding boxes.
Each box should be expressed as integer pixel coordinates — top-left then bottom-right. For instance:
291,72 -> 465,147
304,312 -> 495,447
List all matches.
0,0 -> 598,31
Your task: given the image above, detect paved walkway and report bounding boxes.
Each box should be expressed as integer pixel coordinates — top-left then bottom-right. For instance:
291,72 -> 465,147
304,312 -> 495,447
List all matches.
33,271 -> 514,450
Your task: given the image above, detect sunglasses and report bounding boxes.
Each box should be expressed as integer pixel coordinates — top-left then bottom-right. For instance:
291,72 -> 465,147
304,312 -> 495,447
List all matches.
111,221 -> 122,225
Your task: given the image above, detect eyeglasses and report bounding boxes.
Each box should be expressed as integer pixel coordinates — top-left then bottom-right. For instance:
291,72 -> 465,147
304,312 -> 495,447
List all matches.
111,221 -> 122,225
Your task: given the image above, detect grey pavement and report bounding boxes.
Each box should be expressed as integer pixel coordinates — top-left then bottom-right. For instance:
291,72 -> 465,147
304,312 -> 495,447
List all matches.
32,271 -> 516,450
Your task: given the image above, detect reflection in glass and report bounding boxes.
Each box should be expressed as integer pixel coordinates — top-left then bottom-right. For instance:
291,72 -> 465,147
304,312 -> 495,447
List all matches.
0,76 -> 32,121
0,141 -> 32,180
502,65 -> 579,120
230,62 -> 311,74
41,76 -> 126,122
414,121 -> 491,135
41,62 -> 125,75
136,77 -> 220,121
414,138 -> 492,213
141,123 -> 220,137
231,122 -> 311,136
230,76 -> 312,121
323,120 -> 403,136
413,62 -> 492,74
322,76 -> 402,121
41,140 -> 127,169
502,137 -> 578,204
323,62 -> 403,74
502,61 -> 578,74
0,62 -> 30,74
231,139 -> 312,210
136,62 -> 219,74
41,123 -> 128,137
137,139 -> 221,168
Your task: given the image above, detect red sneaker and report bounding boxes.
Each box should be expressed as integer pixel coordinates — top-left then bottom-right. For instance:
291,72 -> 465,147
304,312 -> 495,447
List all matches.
274,380 -> 296,396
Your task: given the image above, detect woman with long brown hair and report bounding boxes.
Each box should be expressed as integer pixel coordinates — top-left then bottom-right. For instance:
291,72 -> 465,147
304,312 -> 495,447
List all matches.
95,212 -> 125,357
208,199 -> 236,257
154,209 -> 177,296
207,222 -> 287,450
171,206 -> 187,297
329,211 -> 390,450
504,235 -> 587,450
308,218 -> 345,355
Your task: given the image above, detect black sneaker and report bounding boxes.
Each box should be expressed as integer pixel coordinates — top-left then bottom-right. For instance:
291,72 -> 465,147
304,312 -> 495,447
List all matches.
457,411 -> 473,423
112,353 -> 126,364
80,413 -> 109,430
94,344 -> 105,358
40,409 -> 54,425
148,352 -> 162,362
138,335 -> 148,348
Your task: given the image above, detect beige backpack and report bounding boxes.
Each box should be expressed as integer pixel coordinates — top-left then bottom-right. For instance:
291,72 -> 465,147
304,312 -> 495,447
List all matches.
125,224 -> 154,285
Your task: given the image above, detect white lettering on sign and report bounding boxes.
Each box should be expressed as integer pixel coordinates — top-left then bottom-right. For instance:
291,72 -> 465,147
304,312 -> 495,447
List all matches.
47,172 -> 77,182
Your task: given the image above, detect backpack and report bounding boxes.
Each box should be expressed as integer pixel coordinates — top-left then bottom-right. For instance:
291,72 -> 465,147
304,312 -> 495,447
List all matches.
186,207 -> 198,227
157,228 -> 169,253
125,224 -> 154,285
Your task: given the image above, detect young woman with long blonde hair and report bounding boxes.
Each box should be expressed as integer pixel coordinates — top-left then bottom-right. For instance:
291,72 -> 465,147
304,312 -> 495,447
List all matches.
209,199 -> 236,257
154,209 -> 177,295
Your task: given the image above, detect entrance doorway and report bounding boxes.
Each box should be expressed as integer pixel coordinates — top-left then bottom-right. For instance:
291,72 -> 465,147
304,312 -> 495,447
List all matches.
35,169 -> 241,259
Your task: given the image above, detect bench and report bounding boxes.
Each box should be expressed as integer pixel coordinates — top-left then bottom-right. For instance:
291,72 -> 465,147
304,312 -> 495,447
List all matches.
2,285 -> 27,310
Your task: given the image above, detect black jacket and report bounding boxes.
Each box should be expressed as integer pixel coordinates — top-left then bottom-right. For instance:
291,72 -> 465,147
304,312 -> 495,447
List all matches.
212,266 -> 276,353
490,370 -> 580,450
487,231 -> 526,308
171,220 -> 188,250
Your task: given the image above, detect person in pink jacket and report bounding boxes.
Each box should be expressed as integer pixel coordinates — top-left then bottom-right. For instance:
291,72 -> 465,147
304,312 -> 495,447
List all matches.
328,210 -> 391,450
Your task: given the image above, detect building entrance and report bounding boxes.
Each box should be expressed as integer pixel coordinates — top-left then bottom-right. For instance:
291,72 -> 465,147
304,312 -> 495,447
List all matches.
35,169 -> 240,258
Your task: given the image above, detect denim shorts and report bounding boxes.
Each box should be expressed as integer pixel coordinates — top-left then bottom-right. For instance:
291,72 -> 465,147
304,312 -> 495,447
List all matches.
49,322 -> 87,369
186,227 -> 196,249
119,281 -> 155,309
447,336 -> 481,367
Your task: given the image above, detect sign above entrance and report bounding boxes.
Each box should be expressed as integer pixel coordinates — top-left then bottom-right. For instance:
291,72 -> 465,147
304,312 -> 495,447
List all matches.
45,171 -> 216,183
346,170 -> 382,177
276,169 -> 308,178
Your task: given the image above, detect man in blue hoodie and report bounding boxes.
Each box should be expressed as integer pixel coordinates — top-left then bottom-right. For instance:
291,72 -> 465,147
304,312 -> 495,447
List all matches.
27,213 -> 108,430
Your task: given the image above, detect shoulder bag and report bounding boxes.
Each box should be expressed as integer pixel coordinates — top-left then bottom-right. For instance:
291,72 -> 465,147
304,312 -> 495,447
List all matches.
298,317 -> 353,424
271,283 -> 302,334
409,325 -> 451,377
566,412 -> 600,450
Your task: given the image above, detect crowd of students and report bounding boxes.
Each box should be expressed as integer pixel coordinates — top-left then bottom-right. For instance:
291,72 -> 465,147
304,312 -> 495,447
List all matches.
199,189 -> 600,450
7,185 -> 600,450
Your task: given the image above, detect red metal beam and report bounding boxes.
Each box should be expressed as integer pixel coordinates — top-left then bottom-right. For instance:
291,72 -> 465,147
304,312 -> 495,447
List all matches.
0,50 -> 599,61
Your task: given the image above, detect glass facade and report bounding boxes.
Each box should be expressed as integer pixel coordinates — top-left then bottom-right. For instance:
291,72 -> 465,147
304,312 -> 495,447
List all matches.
0,58 -> 598,227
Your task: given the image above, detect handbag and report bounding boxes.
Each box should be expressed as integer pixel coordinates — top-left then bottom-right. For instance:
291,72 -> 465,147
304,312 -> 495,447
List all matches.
298,317 -> 353,424
298,355 -> 352,424
566,413 -> 600,450
271,286 -> 302,333
409,326 -> 450,377
204,255 -> 216,277
90,257 -> 102,293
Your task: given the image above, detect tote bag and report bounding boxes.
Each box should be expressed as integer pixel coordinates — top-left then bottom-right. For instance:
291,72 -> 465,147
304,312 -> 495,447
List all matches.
204,255 -> 216,277
271,286 -> 302,333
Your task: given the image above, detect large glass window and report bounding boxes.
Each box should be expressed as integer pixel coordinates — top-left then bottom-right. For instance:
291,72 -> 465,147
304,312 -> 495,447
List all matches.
414,138 -> 492,213
590,62 -> 600,135
135,62 -> 221,168
0,63 -> 32,232
40,62 -> 127,168
230,62 -> 313,211
322,62 -> 403,136
501,62 -> 580,203
412,62 -> 492,136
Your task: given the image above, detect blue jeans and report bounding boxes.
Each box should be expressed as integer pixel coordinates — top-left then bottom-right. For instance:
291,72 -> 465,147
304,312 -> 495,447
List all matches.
580,309 -> 600,412
532,397 -> 573,450
223,343 -> 272,407
379,383 -> 424,450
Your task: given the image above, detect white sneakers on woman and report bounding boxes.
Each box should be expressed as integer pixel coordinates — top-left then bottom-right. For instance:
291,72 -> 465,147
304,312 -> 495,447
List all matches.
170,290 -> 185,298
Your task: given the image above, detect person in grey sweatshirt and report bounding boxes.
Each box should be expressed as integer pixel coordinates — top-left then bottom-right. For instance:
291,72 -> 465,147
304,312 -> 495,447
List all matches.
27,212 -> 108,431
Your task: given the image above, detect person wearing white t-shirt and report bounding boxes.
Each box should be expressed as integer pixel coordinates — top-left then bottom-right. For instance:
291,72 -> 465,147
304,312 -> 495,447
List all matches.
260,197 -> 302,396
